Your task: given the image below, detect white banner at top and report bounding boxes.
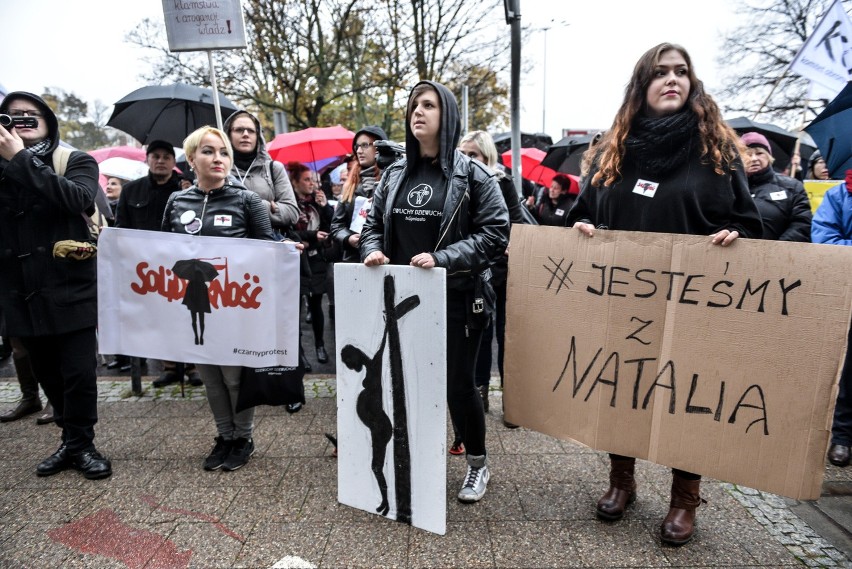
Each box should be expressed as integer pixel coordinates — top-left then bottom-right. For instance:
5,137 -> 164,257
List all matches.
789,0 -> 852,94
161,0 -> 247,52
97,228 -> 300,367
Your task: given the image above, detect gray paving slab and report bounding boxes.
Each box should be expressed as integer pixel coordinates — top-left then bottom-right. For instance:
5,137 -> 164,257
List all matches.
0,380 -> 850,568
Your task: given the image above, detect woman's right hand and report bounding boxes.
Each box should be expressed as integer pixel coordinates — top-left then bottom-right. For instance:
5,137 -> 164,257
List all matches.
348,233 -> 361,248
364,251 -> 389,266
573,221 -> 595,237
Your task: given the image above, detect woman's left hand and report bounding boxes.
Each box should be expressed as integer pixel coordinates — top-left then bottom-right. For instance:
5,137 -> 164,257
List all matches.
711,229 -> 739,246
410,253 -> 435,268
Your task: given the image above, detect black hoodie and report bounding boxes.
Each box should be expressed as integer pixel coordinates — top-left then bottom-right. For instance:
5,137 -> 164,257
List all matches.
360,81 -> 510,290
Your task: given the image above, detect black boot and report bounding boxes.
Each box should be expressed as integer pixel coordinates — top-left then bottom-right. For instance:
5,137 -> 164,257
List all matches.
0,353 -> 42,422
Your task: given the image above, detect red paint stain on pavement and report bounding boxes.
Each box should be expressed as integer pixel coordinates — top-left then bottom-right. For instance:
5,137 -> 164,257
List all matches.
140,494 -> 245,542
48,509 -> 192,569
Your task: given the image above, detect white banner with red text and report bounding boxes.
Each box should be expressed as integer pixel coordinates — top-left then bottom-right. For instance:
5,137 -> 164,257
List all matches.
97,228 -> 300,367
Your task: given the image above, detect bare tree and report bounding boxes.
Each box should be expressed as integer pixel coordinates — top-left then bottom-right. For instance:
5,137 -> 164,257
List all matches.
717,0 -> 834,127
125,0 -> 510,138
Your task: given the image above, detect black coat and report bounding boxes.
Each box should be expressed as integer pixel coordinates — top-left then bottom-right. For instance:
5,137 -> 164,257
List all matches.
0,146 -> 99,336
161,184 -> 276,240
115,172 -> 182,231
746,167 -> 812,242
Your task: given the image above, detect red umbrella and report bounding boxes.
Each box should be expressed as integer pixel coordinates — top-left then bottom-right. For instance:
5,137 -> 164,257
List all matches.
267,125 -> 355,165
502,147 -> 580,192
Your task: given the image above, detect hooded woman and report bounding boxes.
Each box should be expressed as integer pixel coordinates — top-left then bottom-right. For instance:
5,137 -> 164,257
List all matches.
223,110 -> 299,234
360,81 -> 510,503
331,125 -> 388,263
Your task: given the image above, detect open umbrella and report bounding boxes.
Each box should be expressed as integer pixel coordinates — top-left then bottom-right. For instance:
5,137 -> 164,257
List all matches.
726,117 -> 816,174
98,157 -> 149,181
493,131 -> 553,155
501,147 -> 579,191
541,134 -> 597,175
805,81 -> 852,179
107,84 -> 239,147
267,126 -> 355,165
88,145 -> 147,164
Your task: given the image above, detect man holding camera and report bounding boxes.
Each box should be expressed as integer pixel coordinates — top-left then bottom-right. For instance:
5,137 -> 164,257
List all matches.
0,91 -> 111,480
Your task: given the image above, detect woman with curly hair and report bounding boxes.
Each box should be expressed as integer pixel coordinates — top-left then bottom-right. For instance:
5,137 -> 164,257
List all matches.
568,43 -> 762,546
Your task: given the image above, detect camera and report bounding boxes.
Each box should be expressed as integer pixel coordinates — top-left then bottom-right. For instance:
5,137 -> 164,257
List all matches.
0,115 -> 38,130
374,139 -> 405,170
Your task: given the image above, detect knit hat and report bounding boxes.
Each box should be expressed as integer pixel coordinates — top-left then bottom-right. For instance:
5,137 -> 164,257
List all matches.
146,139 -> 175,157
810,149 -> 823,163
740,132 -> 772,155
352,125 -> 388,154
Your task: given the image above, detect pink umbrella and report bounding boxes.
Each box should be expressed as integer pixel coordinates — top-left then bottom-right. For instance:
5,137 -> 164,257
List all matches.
267,125 -> 355,165
88,145 -> 147,164
501,147 -> 579,193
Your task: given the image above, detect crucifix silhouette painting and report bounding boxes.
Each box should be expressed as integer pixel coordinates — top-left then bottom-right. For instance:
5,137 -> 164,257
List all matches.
335,265 -> 447,535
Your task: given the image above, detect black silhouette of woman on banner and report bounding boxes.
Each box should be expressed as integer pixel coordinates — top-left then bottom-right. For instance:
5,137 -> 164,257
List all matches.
171,258 -> 219,345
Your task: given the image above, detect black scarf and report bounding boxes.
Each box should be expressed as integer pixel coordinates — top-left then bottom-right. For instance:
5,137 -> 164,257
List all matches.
233,149 -> 257,173
625,109 -> 698,178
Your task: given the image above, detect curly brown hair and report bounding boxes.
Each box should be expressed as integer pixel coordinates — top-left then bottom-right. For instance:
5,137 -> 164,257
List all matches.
592,43 -> 741,187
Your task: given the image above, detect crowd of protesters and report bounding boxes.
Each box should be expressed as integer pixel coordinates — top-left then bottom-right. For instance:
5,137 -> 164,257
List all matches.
1,41 -> 851,549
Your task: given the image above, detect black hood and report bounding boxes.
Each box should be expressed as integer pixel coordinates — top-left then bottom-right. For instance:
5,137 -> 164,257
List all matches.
0,91 -> 59,153
404,81 -> 460,178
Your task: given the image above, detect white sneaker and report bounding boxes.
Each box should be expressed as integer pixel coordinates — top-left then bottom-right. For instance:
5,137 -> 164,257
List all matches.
458,463 -> 490,502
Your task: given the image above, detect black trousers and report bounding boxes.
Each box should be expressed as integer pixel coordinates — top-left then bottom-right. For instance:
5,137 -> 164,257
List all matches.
831,319 -> 852,446
20,326 -> 99,454
447,291 -> 486,457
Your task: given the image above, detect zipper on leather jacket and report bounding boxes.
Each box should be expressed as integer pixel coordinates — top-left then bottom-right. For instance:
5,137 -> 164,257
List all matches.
198,193 -> 209,235
434,187 -> 470,279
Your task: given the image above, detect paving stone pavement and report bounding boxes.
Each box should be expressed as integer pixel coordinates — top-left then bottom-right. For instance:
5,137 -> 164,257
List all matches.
0,377 -> 850,569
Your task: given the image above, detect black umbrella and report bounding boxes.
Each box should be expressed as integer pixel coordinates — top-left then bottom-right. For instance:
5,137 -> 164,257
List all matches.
805,81 -> 852,179
726,117 -> 816,174
541,134 -> 597,175
492,131 -> 553,156
107,84 -> 239,147
171,259 -> 219,282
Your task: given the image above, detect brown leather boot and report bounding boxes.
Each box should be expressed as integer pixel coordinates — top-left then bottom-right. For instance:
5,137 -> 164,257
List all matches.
0,353 -> 42,422
596,456 -> 636,521
660,473 -> 703,546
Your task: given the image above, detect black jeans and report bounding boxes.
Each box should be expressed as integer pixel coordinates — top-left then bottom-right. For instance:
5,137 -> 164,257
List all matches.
20,327 -> 99,454
832,319 -> 852,446
447,291 -> 486,457
474,279 -> 507,388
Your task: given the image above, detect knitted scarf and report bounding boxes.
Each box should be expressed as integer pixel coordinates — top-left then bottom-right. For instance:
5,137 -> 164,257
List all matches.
624,109 -> 698,178
360,165 -> 378,198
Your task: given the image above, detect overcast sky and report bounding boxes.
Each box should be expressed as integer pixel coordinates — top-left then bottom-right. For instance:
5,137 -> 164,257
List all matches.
2,0 -> 740,142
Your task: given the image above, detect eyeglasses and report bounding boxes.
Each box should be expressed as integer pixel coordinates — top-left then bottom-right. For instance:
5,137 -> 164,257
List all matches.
231,127 -> 257,135
8,109 -> 43,118
354,142 -> 374,150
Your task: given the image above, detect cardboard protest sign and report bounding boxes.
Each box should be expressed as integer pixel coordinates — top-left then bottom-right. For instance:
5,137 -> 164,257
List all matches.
334,264 -> 447,535
504,225 -> 852,500
97,228 -> 300,367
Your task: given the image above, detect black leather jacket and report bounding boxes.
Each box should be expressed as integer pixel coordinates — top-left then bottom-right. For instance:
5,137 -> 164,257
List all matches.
161,183 -> 276,240
360,152 -> 509,290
